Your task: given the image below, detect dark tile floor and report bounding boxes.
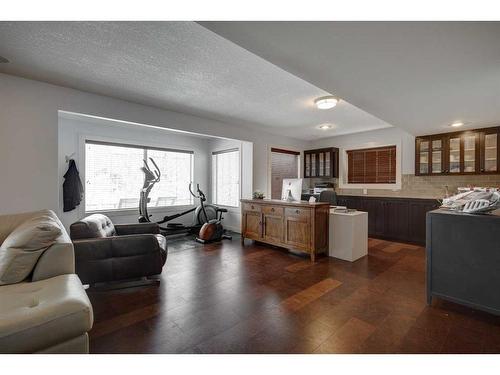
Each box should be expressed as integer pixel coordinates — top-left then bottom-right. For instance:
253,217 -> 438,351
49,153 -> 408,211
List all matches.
87,234 -> 500,353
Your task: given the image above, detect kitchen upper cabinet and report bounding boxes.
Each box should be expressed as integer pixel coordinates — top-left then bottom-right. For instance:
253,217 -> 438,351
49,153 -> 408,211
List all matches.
416,135 -> 446,175
416,126 -> 499,176
416,137 -> 430,175
431,137 -> 445,174
304,147 -> 339,178
480,128 -> 499,173
462,132 -> 480,173
448,135 -> 461,174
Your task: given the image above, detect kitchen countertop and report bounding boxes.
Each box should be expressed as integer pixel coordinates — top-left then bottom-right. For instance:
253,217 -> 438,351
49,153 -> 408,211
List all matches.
337,193 -> 442,200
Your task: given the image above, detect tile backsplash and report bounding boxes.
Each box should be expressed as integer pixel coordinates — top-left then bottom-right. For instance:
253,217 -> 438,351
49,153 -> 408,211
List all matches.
337,174 -> 500,199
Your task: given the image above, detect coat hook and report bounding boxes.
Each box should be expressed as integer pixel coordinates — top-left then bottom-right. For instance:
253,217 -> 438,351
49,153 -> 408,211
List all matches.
65,152 -> 76,163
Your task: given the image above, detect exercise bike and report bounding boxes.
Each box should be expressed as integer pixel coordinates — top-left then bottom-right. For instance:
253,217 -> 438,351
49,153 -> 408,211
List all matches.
190,183 -> 232,244
138,158 -> 231,242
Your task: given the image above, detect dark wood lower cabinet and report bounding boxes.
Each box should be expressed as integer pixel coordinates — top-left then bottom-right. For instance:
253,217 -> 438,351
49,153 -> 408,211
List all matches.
384,199 -> 410,242
363,198 -> 385,237
337,195 -> 440,245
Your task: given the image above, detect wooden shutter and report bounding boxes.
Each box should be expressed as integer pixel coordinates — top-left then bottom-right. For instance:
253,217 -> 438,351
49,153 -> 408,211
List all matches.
347,145 -> 396,184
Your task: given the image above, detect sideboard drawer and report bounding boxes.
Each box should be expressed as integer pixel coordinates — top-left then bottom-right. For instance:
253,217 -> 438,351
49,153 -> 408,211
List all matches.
262,205 -> 284,216
285,207 -> 311,220
243,202 -> 262,213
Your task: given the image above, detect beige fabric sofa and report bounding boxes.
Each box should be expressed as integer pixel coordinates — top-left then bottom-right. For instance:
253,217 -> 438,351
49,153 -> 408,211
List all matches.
0,210 -> 93,353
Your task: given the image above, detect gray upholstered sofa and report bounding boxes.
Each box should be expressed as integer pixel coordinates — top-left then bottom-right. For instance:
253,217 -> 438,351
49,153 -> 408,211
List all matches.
0,210 -> 93,353
70,214 -> 167,286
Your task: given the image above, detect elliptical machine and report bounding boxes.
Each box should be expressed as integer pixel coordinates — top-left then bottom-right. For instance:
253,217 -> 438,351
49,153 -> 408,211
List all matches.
138,158 -> 231,243
138,158 -> 162,223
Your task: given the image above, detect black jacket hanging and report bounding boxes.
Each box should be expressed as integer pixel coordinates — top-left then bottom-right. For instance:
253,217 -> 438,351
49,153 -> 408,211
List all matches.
63,159 -> 84,212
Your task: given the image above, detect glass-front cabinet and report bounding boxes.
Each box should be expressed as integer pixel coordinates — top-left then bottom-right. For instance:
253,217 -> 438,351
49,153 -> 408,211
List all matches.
448,136 -> 461,173
318,152 -> 324,176
481,129 -> 499,173
431,138 -> 444,174
463,133 -> 478,173
303,147 -> 339,178
416,127 -> 499,176
417,138 -> 430,174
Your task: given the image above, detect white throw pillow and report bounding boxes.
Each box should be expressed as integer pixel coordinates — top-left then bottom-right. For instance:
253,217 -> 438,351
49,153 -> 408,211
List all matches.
0,214 -> 62,285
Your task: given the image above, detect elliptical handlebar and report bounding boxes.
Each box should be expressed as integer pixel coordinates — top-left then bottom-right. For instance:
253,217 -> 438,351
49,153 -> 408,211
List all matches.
188,182 -> 209,223
188,182 -> 206,203
149,158 -> 161,180
142,158 -> 161,186
188,182 -> 198,198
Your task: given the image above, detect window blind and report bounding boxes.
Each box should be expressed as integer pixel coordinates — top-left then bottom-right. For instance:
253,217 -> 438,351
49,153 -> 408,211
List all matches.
347,145 -> 396,184
85,141 -> 193,212
212,149 -> 240,207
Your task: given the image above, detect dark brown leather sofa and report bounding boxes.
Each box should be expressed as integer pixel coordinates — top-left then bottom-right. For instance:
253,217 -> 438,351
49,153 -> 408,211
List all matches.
70,214 -> 167,285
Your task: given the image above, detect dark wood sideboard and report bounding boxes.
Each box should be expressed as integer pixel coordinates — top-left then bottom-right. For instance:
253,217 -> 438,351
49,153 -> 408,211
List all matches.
336,195 -> 440,245
240,199 -> 330,262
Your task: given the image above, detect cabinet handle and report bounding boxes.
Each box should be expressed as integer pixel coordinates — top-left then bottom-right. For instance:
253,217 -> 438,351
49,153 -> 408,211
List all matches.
271,207 -> 275,212
295,209 -> 300,214
251,205 -> 255,209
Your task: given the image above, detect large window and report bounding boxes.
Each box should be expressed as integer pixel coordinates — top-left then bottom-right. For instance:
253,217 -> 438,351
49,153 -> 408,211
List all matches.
212,149 -> 240,207
347,145 -> 396,184
85,141 -> 193,212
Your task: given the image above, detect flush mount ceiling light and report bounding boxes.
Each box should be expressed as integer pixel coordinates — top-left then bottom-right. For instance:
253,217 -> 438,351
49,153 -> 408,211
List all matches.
314,96 -> 340,110
317,124 -> 333,130
0,56 -> 9,64
450,122 -> 464,127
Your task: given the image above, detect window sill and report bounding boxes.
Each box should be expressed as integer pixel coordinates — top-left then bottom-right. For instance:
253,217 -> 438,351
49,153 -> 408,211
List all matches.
339,182 -> 401,190
214,205 -> 240,213
85,204 -> 196,217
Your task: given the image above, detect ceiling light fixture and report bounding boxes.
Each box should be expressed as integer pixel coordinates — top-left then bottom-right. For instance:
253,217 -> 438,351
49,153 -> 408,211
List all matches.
318,124 -> 333,130
0,56 -> 10,64
314,96 -> 339,110
450,122 -> 464,127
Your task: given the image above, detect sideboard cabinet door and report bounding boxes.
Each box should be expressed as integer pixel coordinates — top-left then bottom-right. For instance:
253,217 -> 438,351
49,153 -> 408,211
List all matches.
284,208 -> 311,251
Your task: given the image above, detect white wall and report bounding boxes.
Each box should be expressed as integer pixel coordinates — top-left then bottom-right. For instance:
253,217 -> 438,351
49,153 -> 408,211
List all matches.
57,114 -> 211,230
0,73 -> 308,218
311,127 -> 415,176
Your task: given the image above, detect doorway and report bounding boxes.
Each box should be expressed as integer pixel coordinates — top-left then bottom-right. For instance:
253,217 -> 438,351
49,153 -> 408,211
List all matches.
270,148 -> 300,199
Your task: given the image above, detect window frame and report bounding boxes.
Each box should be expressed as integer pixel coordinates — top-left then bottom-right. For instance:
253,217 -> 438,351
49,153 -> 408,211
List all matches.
339,141 -> 402,190
82,137 -> 195,214
211,147 -> 241,208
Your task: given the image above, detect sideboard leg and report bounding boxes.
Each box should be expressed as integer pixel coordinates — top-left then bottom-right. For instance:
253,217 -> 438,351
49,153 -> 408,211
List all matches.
241,236 -> 245,245
310,252 -> 315,263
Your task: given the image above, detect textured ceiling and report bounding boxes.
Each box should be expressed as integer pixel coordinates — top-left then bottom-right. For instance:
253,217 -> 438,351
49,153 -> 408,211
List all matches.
201,21 -> 500,136
0,21 -> 391,141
